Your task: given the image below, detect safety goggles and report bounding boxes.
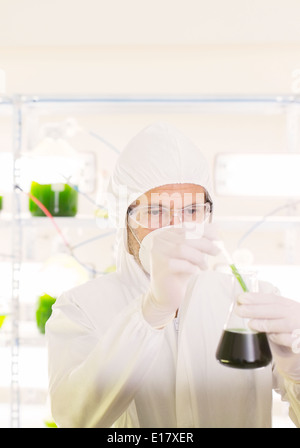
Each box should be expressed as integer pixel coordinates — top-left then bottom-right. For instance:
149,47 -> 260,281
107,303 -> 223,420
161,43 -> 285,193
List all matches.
127,202 -> 211,230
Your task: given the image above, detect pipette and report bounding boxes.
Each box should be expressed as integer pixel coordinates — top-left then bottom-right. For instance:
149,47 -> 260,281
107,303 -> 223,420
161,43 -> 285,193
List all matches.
214,241 -> 248,293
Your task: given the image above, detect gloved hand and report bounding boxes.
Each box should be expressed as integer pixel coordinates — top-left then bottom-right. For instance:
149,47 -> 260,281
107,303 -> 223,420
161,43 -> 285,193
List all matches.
237,292 -> 300,382
142,224 -> 220,329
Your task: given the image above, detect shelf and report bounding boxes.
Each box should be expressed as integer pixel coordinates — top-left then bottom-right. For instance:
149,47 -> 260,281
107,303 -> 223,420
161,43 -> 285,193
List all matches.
0,97 -> 13,115
2,212 -> 300,229
216,215 -> 300,228
3,214 -> 300,225
15,93 -> 300,115
0,213 -> 111,228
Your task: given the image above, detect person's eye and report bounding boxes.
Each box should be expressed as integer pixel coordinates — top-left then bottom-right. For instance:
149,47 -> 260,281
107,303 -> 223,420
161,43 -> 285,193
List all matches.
186,206 -> 197,214
148,207 -> 161,216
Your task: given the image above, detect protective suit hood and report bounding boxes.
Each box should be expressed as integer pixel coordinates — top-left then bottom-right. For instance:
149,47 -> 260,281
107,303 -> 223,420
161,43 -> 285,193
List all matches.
106,122 -> 212,278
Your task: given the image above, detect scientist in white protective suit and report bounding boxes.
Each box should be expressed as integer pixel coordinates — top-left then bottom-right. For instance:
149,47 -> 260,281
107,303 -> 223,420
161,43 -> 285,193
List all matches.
46,122 -> 300,428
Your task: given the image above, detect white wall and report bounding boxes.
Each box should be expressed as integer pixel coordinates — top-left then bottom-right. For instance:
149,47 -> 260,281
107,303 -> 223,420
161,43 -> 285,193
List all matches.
0,0 -> 300,95
1,44 -> 300,95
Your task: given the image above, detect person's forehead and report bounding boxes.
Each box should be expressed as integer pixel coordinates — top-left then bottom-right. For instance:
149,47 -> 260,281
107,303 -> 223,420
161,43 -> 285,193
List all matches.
146,183 -> 205,196
133,183 -> 206,206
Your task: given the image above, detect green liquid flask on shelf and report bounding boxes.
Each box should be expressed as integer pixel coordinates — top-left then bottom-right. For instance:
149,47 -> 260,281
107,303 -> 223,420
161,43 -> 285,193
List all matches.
216,269 -> 272,369
27,122 -> 81,217
29,181 -> 78,217
0,195 -> 2,212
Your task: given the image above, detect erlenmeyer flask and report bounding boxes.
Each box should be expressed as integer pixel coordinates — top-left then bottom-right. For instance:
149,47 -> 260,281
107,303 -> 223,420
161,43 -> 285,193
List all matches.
216,270 -> 272,369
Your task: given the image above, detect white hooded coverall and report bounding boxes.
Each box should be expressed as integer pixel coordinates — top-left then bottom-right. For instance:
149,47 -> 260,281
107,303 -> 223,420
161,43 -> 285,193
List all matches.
46,123 -> 300,428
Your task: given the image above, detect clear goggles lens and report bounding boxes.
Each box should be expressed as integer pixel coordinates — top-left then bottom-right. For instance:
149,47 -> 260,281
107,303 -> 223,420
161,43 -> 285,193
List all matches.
128,202 -> 211,229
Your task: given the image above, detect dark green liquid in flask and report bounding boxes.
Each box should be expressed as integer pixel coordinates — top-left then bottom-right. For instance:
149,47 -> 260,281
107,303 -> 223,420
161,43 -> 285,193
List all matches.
216,264 -> 272,369
29,181 -> 78,217
216,329 -> 272,369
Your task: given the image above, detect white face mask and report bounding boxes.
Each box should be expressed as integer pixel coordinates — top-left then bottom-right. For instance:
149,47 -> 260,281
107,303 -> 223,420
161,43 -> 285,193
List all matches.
137,220 -> 208,274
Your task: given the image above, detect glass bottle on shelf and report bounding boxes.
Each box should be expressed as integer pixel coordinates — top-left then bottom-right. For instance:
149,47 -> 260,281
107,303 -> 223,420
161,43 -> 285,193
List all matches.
27,122 -> 80,217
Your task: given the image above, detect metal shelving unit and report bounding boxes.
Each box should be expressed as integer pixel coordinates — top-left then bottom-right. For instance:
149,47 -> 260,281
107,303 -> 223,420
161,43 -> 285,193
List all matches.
10,97 -> 23,428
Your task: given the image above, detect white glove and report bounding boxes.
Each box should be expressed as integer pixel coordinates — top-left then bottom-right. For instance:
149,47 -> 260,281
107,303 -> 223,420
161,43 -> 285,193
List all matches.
237,292 -> 300,382
142,224 -> 220,329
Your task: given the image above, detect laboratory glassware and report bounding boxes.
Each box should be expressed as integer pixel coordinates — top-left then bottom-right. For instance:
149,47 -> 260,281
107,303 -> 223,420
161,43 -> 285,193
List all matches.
216,269 -> 272,369
28,123 -> 80,217
29,181 -> 78,217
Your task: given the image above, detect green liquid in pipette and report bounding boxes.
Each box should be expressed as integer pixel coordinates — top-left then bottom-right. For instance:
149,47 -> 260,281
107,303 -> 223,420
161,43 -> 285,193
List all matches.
229,264 -> 248,292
